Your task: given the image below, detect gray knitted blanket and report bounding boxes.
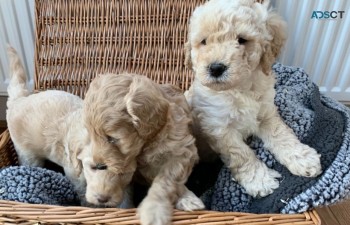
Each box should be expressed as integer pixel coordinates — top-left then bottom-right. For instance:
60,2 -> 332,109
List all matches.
0,166 -> 134,208
202,63 -> 350,213
0,166 -> 80,206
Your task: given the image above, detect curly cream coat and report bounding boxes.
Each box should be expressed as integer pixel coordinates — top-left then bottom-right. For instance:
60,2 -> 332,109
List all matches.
83,74 -> 204,225
185,0 -> 322,197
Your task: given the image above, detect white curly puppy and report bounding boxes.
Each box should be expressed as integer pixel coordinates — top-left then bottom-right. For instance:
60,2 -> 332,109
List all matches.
185,0 -> 322,197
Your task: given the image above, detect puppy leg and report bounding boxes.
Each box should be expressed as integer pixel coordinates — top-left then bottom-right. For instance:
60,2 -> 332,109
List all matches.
175,186 -> 204,211
258,110 -> 322,177
138,156 -> 195,225
138,179 -> 175,225
215,132 -> 281,197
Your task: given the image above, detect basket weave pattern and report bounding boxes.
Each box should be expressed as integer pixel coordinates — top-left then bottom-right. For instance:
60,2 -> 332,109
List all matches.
0,0 -> 321,224
0,130 -> 18,168
0,200 -> 321,225
35,0 -> 201,97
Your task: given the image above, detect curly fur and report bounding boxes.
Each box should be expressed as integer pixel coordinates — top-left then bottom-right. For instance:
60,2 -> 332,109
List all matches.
83,74 -> 204,225
185,0 -> 322,197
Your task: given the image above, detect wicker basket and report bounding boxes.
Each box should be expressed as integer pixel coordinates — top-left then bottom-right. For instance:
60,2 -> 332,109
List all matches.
0,0 -> 321,224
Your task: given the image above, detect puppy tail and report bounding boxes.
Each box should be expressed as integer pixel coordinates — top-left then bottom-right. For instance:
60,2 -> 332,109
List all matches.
7,45 -> 30,105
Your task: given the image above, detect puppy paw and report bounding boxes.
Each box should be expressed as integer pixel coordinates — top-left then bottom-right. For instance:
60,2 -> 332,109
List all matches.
176,190 -> 205,211
138,197 -> 172,225
284,144 -> 322,177
235,162 -> 281,198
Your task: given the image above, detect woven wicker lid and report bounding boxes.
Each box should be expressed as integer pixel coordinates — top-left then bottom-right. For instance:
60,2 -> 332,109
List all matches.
35,0 -> 206,98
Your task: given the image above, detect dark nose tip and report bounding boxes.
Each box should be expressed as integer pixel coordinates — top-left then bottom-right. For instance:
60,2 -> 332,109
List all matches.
209,63 -> 227,78
97,195 -> 110,204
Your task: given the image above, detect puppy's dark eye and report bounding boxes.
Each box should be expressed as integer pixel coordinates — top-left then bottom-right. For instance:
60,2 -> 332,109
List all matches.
106,135 -> 118,144
200,39 -> 207,45
92,163 -> 108,170
238,37 -> 248,45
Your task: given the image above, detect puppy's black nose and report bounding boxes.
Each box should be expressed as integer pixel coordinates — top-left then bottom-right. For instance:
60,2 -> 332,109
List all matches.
97,195 -> 110,204
209,63 -> 227,78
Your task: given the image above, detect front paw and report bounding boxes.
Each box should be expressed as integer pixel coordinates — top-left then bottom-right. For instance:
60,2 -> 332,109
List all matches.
176,190 -> 205,211
285,145 -> 322,177
138,197 -> 172,225
235,162 -> 281,198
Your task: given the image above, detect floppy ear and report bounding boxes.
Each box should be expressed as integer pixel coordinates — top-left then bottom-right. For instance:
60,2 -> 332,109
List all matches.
260,11 -> 287,75
126,77 -> 169,139
184,41 -> 192,70
71,148 -> 83,176
64,138 -> 83,177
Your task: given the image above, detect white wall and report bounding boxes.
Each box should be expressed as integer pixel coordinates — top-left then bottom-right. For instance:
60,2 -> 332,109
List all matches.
272,0 -> 350,103
0,0 -> 35,96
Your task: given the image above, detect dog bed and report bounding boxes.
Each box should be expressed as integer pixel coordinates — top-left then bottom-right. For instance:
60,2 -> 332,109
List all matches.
201,62 -> 350,214
0,166 -> 79,206
0,166 -> 134,208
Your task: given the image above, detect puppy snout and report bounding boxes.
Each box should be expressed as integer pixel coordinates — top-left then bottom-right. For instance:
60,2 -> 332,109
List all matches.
96,195 -> 110,204
208,63 -> 227,78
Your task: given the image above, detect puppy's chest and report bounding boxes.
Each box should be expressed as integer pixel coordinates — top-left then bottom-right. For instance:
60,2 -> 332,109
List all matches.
192,91 -> 261,134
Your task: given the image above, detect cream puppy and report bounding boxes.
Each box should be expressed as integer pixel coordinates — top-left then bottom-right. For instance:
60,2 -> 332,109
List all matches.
6,47 -> 134,208
82,74 -> 204,225
6,46 -> 88,202
185,0 -> 322,197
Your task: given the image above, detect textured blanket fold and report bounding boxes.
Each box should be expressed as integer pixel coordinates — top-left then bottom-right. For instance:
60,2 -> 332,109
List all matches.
202,63 -> 350,213
0,166 -> 80,206
0,166 -> 134,208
